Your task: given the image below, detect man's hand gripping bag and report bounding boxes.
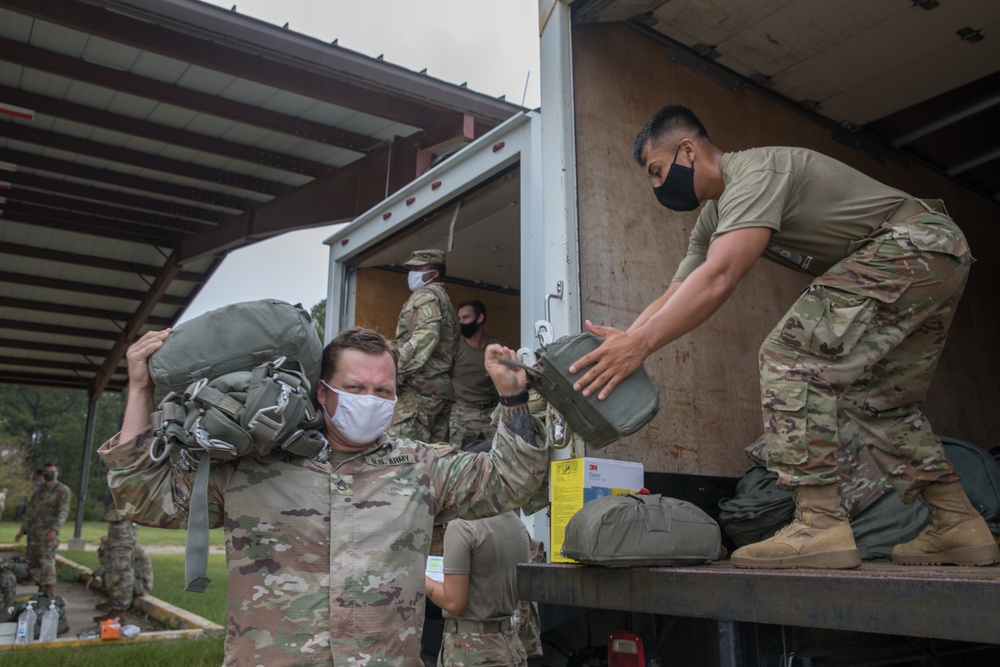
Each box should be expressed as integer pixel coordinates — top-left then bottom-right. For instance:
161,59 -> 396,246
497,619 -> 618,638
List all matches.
560,493 -> 722,566
503,333 -> 659,449
146,299 -> 328,592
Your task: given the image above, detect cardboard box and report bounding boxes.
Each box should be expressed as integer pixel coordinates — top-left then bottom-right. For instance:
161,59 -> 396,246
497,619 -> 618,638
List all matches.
550,457 -> 644,563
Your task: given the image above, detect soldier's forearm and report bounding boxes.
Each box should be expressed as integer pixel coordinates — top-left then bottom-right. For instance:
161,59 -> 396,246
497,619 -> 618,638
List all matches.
500,404 -> 533,444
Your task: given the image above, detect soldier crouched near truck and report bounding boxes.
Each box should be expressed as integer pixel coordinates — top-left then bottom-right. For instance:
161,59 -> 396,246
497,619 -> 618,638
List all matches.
98,326 -> 548,666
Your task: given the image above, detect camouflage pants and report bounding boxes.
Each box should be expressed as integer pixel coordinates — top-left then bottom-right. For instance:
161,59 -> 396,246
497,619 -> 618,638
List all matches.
513,539 -> 545,659
26,531 -> 58,586
438,626 -> 527,667
104,548 -> 137,609
760,211 -> 970,503
448,401 -> 497,449
388,386 -> 452,443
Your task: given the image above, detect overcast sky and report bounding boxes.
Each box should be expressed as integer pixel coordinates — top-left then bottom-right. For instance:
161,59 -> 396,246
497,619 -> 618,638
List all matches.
180,0 -> 541,323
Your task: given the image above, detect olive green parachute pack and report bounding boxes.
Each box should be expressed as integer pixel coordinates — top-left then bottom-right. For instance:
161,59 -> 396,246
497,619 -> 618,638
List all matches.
560,493 -> 723,567
502,333 -> 660,449
147,299 -> 328,592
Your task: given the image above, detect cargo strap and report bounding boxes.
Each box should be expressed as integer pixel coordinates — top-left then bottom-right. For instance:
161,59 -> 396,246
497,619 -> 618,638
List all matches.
148,357 -> 328,593
444,617 -> 512,634
184,450 -> 213,592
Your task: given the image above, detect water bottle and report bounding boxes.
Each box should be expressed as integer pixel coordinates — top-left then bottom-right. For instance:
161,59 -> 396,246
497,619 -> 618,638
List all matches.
14,600 -> 36,644
39,600 -> 59,642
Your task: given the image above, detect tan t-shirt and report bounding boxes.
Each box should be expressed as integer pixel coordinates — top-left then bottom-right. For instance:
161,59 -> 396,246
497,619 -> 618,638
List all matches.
673,147 -> 911,281
452,335 -> 503,404
442,511 -> 530,622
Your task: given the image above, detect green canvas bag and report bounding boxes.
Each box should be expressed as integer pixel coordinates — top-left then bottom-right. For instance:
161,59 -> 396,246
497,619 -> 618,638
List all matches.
560,493 -> 722,567
502,333 -> 659,449
146,299 -> 328,592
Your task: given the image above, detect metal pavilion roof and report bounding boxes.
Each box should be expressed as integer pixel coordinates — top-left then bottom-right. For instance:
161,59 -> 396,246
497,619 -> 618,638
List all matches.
0,0 -> 524,398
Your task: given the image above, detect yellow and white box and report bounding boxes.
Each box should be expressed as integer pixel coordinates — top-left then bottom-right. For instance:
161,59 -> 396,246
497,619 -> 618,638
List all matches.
550,457 -> 644,563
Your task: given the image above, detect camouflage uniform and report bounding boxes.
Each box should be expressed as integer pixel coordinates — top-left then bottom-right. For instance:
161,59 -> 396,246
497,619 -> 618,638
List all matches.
513,538 -> 544,659
448,336 -> 504,449
133,542 -> 153,597
390,275 -> 460,444
438,513 -> 529,667
21,480 -> 71,586
761,207 -> 970,502
93,516 -> 138,610
98,410 -> 547,667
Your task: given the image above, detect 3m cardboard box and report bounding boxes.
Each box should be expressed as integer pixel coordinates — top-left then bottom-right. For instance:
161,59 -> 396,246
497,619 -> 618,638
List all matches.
550,457 -> 644,563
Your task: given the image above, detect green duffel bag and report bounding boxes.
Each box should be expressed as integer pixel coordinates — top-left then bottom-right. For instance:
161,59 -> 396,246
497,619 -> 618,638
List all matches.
560,493 -> 722,567
502,333 -> 659,449
145,299 -> 327,593
149,298 -> 323,394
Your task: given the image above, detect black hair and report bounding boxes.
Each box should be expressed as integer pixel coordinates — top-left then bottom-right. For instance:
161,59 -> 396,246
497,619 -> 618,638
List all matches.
428,263 -> 446,280
457,299 -> 486,323
632,104 -> 711,166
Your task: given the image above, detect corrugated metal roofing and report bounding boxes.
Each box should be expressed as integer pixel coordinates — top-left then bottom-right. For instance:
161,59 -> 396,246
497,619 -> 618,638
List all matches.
0,0 -> 523,396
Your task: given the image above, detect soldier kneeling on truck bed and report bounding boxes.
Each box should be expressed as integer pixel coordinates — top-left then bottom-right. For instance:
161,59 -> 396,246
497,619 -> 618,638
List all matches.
569,104 -> 1000,570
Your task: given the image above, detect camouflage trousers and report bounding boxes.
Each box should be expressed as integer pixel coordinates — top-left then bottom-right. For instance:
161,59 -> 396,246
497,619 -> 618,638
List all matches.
448,400 -> 498,449
438,624 -> 527,667
388,386 -> 452,443
26,531 -> 58,586
760,209 -> 970,503
513,538 -> 545,659
103,548 -> 137,609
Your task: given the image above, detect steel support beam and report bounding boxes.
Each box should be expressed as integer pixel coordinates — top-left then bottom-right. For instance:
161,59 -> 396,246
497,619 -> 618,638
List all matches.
1,148 -> 254,213
177,135 -> 418,262
518,563 -> 1000,645
0,241 -> 205,282
0,36 -> 379,154
0,84 -> 331,177
3,170 -> 229,224
0,123 -> 290,197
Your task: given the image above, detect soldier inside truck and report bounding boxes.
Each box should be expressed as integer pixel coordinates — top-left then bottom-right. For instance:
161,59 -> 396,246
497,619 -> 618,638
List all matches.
567,103 -> 1000,571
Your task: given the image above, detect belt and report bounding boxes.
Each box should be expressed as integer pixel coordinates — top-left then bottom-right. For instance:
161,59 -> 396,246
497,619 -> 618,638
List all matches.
458,399 -> 496,411
885,198 -> 947,226
444,617 -> 511,634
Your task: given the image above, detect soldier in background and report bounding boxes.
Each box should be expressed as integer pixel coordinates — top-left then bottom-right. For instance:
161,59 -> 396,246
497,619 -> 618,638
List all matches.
388,248 -> 460,443
14,462 -> 71,596
87,504 -> 144,623
449,300 -> 505,450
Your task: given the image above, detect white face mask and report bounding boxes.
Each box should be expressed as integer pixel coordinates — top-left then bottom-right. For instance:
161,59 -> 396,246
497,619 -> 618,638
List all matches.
321,381 -> 397,445
407,270 -> 433,291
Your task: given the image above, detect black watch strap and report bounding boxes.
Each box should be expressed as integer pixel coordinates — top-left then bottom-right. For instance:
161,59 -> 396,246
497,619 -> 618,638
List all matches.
497,390 -> 529,406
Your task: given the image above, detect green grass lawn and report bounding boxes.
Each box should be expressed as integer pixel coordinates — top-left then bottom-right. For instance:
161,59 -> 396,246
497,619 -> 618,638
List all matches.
0,521 -> 224,548
3,525 -> 229,666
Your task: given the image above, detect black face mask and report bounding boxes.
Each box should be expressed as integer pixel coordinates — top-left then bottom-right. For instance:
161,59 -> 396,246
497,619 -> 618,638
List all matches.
43,471 -> 55,482
460,321 -> 481,339
652,146 -> 700,211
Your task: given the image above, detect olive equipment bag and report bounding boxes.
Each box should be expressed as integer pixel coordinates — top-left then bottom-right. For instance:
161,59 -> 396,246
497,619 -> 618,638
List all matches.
501,333 -> 659,449
147,299 -> 328,592
560,493 -> 722,567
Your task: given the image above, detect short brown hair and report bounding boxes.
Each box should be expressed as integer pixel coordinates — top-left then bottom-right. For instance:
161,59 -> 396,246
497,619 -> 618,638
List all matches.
321,327 -> 398,381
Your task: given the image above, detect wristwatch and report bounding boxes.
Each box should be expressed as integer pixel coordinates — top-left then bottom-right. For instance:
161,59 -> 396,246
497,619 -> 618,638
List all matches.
498,390 -> 529,406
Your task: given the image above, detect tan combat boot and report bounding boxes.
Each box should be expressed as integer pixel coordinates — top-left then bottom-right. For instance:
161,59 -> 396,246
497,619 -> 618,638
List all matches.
891,481 -> 1000,566
731,484 -> 861,569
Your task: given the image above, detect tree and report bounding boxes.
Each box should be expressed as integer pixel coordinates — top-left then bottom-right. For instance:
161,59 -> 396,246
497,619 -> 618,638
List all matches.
0,435 -> 34,522
0,384 -> 126,521
311,299 -> 326,343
